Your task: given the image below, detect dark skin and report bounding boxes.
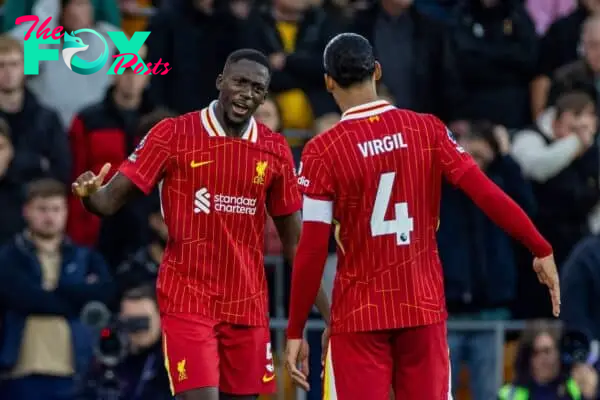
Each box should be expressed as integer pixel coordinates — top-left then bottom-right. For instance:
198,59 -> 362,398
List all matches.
73,58 -> 330,400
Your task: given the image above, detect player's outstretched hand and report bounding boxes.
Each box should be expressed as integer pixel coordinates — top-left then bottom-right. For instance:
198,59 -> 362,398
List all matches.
285,338 -> 310,391
533,254 -> 561,317
72,163 -> 111,198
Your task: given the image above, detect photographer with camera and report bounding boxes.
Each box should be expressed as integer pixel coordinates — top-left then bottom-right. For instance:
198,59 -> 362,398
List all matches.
82,285 -> 172,400
500,321 -> 600,399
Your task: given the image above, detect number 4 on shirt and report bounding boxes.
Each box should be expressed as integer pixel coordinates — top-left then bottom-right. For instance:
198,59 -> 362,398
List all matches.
370,172 -> 414,246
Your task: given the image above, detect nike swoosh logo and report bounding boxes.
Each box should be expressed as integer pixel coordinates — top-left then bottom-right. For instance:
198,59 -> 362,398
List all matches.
262,374 -> 275,383
190,160 -> 213,168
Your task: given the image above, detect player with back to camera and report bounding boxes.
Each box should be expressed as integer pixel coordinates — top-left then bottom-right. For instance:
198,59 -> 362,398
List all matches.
72,49 -> 330,400
285,33 -> 561,400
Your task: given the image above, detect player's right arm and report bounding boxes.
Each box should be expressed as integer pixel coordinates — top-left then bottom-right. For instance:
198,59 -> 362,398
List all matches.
428,115 -> 561,317
72,118 -> 175,217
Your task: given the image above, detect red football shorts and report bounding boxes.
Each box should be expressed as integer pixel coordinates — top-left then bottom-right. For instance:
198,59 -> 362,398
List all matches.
323,321 -> 451,400
160,312 -> 276,396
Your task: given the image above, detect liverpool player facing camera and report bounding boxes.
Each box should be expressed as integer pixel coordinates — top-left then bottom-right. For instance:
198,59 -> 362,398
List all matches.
72,49 -> 330,400
285,33 -> 561,399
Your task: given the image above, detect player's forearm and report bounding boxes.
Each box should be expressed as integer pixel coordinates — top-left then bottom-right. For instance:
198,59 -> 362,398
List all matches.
82,188 -> 117,217
287,222 -> 330,339
457,167 -> 552,257
81,173 -> 139,217
315,286 -> 331,325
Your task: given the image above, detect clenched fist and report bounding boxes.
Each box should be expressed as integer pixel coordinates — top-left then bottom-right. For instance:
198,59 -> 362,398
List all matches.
72,163 -> 111,198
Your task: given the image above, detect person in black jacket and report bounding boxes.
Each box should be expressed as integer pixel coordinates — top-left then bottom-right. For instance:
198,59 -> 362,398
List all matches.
0,36 -> 70,185
447,0 -> 538,128
350,0 -> 464,123
0,119 -> 25,245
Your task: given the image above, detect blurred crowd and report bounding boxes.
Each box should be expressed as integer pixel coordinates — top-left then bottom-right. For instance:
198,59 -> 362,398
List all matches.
0,0 -> 599,399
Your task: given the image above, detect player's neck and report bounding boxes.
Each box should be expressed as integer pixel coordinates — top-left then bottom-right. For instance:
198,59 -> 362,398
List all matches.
214,101 -> 249,138
335,90 -> 381,115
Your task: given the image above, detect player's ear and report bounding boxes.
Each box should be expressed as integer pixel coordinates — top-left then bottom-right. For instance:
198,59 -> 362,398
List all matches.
374,61 -> 382,82
324,74 -> 334,93
216,74 -> 223,91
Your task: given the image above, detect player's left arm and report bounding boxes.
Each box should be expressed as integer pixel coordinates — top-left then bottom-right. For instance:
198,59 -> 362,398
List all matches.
284,142 -> 335,339
267,141 -> 330,324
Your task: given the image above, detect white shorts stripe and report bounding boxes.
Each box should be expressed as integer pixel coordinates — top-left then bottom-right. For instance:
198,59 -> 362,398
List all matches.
323,342 -> 337,399
302,196 -> 333,224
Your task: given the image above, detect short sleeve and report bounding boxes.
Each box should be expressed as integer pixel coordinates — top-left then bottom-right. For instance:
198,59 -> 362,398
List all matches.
266,141 -> 302,217
119,118 -> 174,194
429,115 -> 477,186
298,139 -> 334,201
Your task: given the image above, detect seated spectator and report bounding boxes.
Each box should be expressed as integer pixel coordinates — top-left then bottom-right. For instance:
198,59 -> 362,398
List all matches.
438,121 -> 535,400
500,321 -> 596,400
0,118 -> 26,244
448,0 -> 538,128
0,179 -> 116,400
246,0 -> 340,144
27,0 -> 118,128
82,285 -> 172,400
512,92 -> 599,267
66,45 -> 154,249
351,0 -> 463,123
547,15 -> 600,111
0,35 -> 70,184
530,0 -> 600,118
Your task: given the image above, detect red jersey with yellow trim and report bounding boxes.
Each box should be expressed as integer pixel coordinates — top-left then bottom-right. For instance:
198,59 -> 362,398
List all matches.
119,101 -> 301,326
298,100 -> 476,333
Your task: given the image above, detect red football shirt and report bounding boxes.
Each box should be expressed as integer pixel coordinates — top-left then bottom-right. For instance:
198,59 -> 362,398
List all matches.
298,100 -> 477,333
119,101 -> 302,326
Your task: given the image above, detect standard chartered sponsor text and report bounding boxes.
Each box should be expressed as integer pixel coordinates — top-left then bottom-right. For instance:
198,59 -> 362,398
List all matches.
214,194 -> 257,215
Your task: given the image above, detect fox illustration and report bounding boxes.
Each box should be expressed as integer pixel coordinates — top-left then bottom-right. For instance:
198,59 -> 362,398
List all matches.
62,31 -> 89,71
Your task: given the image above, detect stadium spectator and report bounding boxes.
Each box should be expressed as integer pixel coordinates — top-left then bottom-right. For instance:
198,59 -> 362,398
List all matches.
0,118 -> 26,245
3,0 -> 122,38
499,321 -> 594,400
350,0 -> 463,122
66,46 -> 153,249
81,285 -> 172,400
27,0 -> 119,128
561,233 -> 600,342
512,91 -> 599,267
438,121 -> 536,400
547,15 -> 600,111
245,0 -> 341,145
0,35 -> 70,184
531,0 -> 600,118
0,179 -> 116,400
146,0 -> 246,114
448,0 -> 538,129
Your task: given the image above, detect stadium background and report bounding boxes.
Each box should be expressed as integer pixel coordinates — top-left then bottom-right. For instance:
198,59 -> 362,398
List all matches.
0,0 -> 599,399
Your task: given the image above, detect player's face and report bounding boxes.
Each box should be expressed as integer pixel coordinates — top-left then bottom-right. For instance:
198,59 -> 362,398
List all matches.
23,196 -> 68,239
217,60 -> 270,125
